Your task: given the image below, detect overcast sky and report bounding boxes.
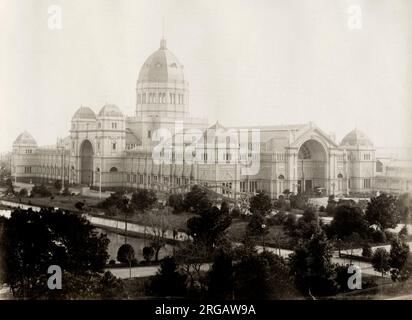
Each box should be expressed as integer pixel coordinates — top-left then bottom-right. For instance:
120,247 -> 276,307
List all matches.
1,0 -> 411,152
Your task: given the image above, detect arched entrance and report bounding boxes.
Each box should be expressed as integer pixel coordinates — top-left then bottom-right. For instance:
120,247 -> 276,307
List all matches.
297,139 -> 327,194
80,140 -> 94,185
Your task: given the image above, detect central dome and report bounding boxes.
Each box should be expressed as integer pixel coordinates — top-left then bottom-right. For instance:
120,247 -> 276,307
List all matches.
137,39 -> 185,83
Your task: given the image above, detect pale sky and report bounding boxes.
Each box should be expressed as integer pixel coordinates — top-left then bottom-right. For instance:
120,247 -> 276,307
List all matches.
1,0 -> 411,152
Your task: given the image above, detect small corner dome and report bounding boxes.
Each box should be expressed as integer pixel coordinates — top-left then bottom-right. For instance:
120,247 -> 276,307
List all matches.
72,106 -> 96,120
98,104 -> 124,118
13,131 -> 37,147
340,129 -> 373,147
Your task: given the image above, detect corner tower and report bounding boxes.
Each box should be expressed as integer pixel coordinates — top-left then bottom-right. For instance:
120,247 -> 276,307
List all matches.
136,38 -> 188,119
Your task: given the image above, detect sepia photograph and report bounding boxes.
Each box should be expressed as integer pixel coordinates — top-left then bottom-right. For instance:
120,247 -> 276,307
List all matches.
1,0 -> 412,310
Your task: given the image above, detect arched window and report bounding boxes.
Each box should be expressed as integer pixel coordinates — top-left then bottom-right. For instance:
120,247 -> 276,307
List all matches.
110,167 -> 118,172
278,175 -> 285,180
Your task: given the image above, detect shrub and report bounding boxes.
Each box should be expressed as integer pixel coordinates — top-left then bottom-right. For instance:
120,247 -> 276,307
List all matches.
385,231 -> 397,243
370,229 -> 386,243
75,201 -> 85,211
54,180 -> 62,190
117,244 -> 136,265
31,184 -> 52,197
62,186 -> 70,196
150,257 -> 187,297
143,246 -> 155,263
168,193 -> 184,213
362,244 -> 372,258
272,211 -> 288,225
131,189 -> 157,212
290,193 -> 308,210
231,207 -> 241,218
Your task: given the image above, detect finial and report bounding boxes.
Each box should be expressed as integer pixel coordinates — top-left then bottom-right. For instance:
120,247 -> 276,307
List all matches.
160,17 -> 167,49
160,38 -> 167,49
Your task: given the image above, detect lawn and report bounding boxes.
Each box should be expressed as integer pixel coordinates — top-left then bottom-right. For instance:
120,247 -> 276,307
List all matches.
227,219 -> 294,249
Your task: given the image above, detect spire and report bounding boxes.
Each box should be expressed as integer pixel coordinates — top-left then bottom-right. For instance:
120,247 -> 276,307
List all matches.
160,17 -> 167,49
160,38 -> 167,49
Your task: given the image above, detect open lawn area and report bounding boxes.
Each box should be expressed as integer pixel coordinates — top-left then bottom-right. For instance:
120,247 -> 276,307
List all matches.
227,219 -> 293,249
1,194 -> 102,212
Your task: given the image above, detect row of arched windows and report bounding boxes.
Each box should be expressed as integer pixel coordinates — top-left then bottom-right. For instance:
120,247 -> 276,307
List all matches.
137,92 -> 184,105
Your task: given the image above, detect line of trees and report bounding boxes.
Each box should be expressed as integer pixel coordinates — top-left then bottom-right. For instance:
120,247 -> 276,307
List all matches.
0,207 -> 127,299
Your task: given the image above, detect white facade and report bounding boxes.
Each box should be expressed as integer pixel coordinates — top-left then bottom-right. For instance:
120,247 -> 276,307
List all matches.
11,38 -> 388,199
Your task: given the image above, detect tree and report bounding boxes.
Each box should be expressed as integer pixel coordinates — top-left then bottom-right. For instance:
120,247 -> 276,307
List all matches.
62,185 -> 70,196
371,248 -> 391,278
365,194 -> 400,230
294,207 -> 321,239
150,257 -> 187,297
399,225 -> 408,241
54,179 -> 62,190
396,193 -> 411,223
249,191 -> 272,215
131,189 -> 157,212
389,238 -> 411,282
362,244 -> 372,258
289,230 -> 336,297
98,190 -> 129,211
4,178 -> 14,196
99,271 -> 127,299
74,201 -> 85,211
290,193 -> 308,210
329,205 -> 368,239
258,250 -> 295,299
246,213 -> 268,238
186,205 -> 232,249
0,216 -> 7,285
1,208 -> 109,298
207,247 -> 234,299
175,241 -> 210,294
233,249 -> 294,299
143,246 -> 154,263
183,185 -> 212,214
18,188 -> 28,197
220,201 -> 230,215
168,193 -> 184,213
117,243 -> 136,278
284,213 -> 298,234
326,195 -> 337,215
334,265 -> 353,293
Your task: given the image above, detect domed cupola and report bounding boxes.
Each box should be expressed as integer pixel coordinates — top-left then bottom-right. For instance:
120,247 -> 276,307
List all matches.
98,104 -> 124,118
136,38 -> 189,119
72,106 -> 96,120
13,131 -> 37,147
340,129 -> 374,147
13,131 -> 38,155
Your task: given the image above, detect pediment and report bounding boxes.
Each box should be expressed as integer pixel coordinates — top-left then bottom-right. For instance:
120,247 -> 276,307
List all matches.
291,125 -> 338,149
